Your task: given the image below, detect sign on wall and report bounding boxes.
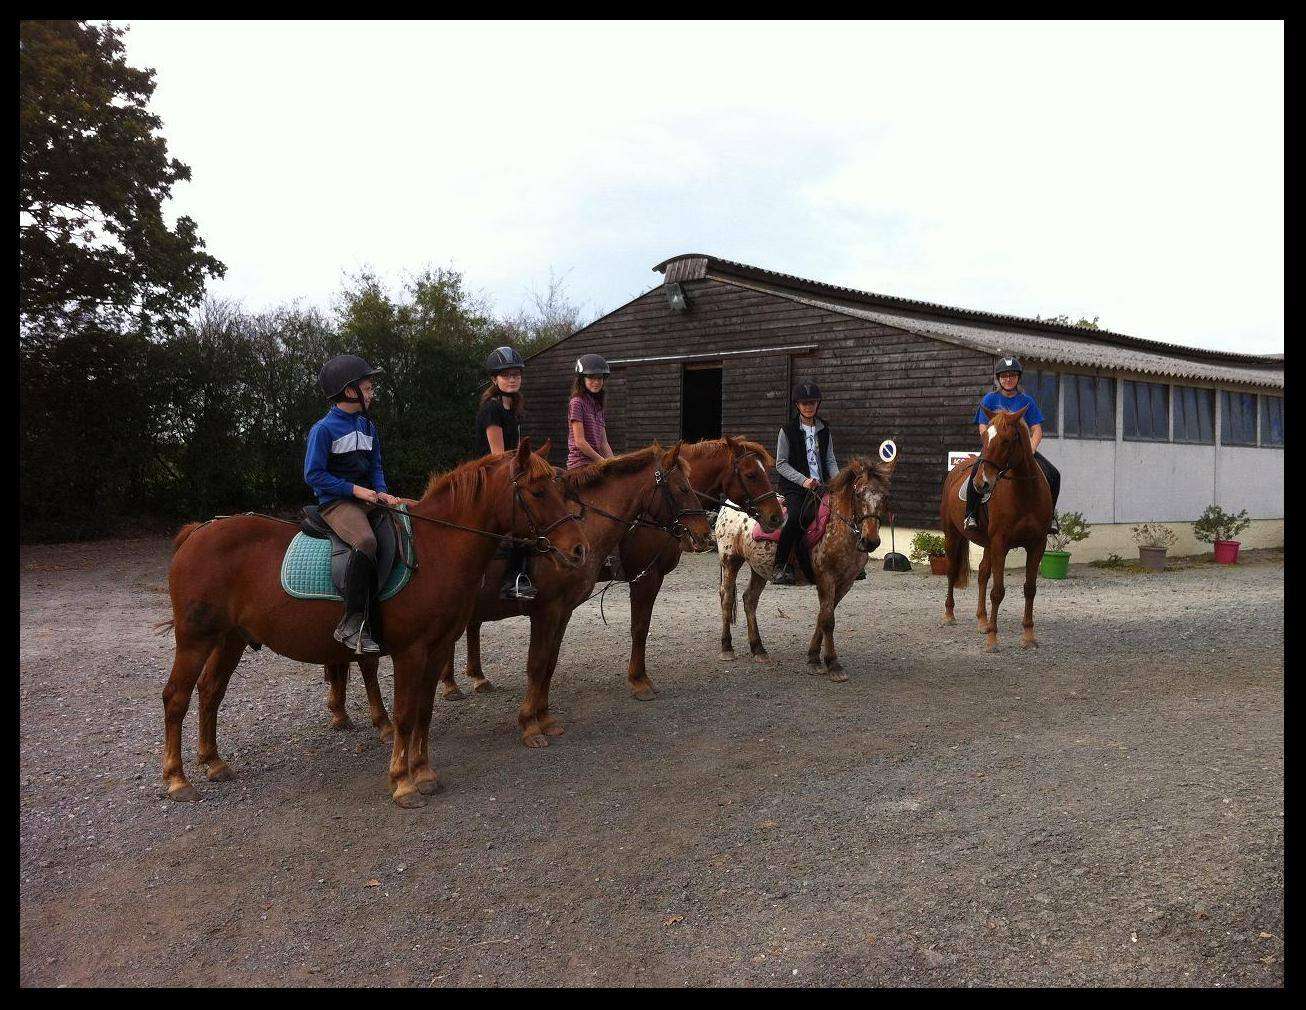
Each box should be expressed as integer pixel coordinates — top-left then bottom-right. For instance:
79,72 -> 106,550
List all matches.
948,450 -> 979,473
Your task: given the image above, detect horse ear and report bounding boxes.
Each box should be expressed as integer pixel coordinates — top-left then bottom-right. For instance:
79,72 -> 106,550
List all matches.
874,454 -> 898,479
661,441 -> 683,470
536,438 -> 552,458
980,406 -> 996,421
1012,404 -> 1029,420
724,433 -> 740,452
513,437 -> 532,475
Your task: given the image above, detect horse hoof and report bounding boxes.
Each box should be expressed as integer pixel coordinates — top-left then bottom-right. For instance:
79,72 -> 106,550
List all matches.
828,669 -> 848,683
167,782 -> 200,802
377,723 -> 394,742
983,643 -> 999,654
522,732 -> 550,749
415,775 -> 443,796
1022,637 -> 1040,649
330,716 -> 354,731
631,685 -> 657,701
752,652 -> 771,665
541,722 -> 565,737
442,687 -> 465,702
472,679 -> 495,694
718,650 -> 737,663
203,761 -> 234,782
940,615 -> 956,627
392,786 -> 427,809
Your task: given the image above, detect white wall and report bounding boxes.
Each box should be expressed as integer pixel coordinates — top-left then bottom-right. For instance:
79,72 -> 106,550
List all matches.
1115,441 -> 1218,522
1038,438 -> 1114,524
1217,446 -> 1285,518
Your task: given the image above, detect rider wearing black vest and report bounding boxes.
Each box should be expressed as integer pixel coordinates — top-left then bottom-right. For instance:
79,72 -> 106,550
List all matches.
772,381 -> 840,585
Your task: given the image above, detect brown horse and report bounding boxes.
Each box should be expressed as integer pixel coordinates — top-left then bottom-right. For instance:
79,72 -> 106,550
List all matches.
160,439 -> 588,807
330,441 -> 715,748
715,455 -> 897,681
328,436 -> 783,741
939,406 -> 1053,652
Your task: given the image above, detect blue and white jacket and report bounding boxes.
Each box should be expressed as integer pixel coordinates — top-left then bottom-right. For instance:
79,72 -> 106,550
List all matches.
304,406 -> 389,507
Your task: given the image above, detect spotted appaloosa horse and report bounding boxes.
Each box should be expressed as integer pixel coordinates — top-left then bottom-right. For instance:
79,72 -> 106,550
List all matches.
159,439 -> 587,808
715,455 -> 897,682
939,405 -> 1053,652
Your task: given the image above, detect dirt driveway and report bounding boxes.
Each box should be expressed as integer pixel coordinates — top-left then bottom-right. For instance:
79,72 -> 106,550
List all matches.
19,537 -> 1283,987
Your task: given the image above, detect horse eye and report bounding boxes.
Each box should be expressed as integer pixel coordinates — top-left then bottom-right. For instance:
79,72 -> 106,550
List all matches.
532,490 -> 545,499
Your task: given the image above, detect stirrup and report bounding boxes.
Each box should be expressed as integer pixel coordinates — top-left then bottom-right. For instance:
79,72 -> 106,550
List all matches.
334,612 -> 381,655
501,571 -> 537,601
963,514 -> 979,530
772,563 -> 796,585
605,553 -> 625,581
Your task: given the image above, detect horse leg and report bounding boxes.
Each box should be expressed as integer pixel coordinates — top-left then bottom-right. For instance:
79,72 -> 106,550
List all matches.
387,646 -> 429,808
718,553 -> 745,661
814,580 -> 851,682
438,634 -> 464,701
324,662 -> 353,730
161,635 -> 216,802
984,543 -> 1008,653
1022,544 -> 1043,649
462,619 -> 494,694
742,569 -> 770,662
195,632 -> 247,782
941,527 -> 962,626
976,548 -> 993,632
409,640 -> 450,796
626,569 -> 666,700
536,612 -> 574,738
358,656 -> 393,740
520,609 -> 564,747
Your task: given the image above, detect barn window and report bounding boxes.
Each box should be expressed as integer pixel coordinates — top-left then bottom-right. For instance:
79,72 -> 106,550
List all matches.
1259,395 -> 1283,447
1220,390 -> 1258,446
1062,374 -> 1116,439
1123,380 -> 1170,441
1172,386 -> 1214,443
1023,367 -> 1058,435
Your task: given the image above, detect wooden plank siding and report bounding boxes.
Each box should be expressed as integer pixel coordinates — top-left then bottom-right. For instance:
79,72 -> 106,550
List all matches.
523,277 -> 993,527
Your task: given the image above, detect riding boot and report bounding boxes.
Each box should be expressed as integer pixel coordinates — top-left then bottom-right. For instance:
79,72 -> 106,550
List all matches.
772,561 -> 797,585
964,470 -> 982,531
500,546 -> 537,601
334,550 -> 381,655
606,552 -> 625,581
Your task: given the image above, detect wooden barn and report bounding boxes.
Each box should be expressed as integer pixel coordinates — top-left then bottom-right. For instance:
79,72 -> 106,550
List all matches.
524,253 -> 1284,559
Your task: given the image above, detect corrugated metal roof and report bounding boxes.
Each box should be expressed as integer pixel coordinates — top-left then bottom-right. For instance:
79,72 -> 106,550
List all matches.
654,253 -> 1283,370
715,277 -> 1284,390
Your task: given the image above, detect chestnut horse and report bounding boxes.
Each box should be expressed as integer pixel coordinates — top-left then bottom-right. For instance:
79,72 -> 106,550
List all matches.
939,405 -> 1053,652
327,441 -> 715,747
160,439 -> 587,807
715,455 -> 897,681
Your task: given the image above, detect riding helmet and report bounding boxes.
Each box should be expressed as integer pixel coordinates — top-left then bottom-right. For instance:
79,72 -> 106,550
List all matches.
318,354 -> 383,401
994,355 -> 1024,378
575,353 -> 611,376
792,380 -> 822,402
485,345 -> 526,374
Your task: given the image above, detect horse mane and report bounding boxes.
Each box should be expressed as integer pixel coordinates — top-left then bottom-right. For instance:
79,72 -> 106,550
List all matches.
560,444 -> 664,492
421,449 -> 553,510
683,436 -> 775,468
827,456 -> 891,495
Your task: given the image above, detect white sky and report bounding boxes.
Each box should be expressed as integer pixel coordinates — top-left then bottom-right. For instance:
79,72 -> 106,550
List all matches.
121,20 -> 1284,354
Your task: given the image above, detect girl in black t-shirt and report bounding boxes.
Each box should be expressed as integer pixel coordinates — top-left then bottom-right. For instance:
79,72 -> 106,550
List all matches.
478,346 -> 535,600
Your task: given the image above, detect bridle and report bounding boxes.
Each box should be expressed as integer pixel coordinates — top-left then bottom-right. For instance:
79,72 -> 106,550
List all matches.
566,465 -> 712,552
693,450 -> 782,523
827,474 -> 888,553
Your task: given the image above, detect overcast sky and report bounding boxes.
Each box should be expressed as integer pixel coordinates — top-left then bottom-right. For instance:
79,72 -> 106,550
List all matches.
122,20 -> 1283,354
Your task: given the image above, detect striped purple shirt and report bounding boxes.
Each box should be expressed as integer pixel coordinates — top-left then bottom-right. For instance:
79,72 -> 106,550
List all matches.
567,393 -> 607,469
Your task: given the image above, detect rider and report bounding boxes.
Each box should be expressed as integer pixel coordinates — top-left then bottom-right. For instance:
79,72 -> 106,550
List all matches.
478,345 -> 536,600
966,355 -> 1061,535
567,353 -> 624,578
304,354 -> 403,655
772,380 -> 840,585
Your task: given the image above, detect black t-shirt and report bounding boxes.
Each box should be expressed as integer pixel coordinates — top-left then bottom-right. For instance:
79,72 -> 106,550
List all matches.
475,397 -> 520,456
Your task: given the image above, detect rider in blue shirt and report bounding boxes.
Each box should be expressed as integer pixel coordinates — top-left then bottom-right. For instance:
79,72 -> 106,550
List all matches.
966,356 -> 1061,535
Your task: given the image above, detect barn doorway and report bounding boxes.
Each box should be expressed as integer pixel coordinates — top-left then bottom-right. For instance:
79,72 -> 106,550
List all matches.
681,364 -> 722,442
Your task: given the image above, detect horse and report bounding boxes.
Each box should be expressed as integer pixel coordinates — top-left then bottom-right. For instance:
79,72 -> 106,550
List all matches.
159,438 -> 588,808
938,405 -> 1053,652
328,441 -> 716,748
714,455 -> 897,681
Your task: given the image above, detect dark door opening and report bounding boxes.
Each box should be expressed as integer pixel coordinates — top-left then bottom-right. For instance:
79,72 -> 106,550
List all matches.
681,364 -> 722,442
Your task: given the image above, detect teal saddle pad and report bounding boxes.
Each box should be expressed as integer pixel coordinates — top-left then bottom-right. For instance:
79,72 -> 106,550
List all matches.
280,507 -> 415,602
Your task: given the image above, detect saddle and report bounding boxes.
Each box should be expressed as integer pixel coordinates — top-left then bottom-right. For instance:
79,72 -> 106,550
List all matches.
280,505 -> 416,603
751,496 -> 830,547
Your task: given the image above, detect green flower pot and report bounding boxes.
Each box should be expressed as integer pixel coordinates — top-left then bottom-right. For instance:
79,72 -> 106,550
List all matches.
1040,550 -> 1070,580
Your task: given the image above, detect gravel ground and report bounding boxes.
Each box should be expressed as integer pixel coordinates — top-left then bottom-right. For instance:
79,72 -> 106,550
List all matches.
19,537 -> 1283,987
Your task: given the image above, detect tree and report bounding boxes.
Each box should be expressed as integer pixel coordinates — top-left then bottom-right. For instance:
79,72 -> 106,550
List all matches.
1038,313 -> 1101,330
19,20 -> 225,335
494,268 -> 594,358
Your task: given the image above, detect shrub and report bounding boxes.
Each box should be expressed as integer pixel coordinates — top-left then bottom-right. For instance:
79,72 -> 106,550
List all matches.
1193,505 -> 1251,544
1047,511 -> 1091,552
1131,523 -> 1178,549
909,531 -> 948,562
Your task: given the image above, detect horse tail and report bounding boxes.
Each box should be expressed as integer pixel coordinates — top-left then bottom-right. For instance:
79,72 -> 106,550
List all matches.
946,528 -> 970,589
153,618 -> 175,636
171,522 -> 203,552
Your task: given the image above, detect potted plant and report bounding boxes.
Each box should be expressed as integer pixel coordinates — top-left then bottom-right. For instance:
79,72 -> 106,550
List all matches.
1193,505 -> 1251,564
910,531 -> 949,575
1131,523 -> 1178,571
1041,511 -> 1090,580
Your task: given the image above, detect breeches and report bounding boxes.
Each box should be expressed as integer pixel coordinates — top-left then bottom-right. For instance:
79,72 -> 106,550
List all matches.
322,499 -> 378,560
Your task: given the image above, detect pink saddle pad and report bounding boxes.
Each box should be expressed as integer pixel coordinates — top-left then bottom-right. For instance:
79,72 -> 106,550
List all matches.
751,495 -> 830,547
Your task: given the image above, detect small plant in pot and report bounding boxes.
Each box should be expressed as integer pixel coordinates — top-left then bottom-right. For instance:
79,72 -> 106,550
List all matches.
1131,523 -> 1178,571
1193,505 -> 1251,564
909,531 -> 949,575
1041,511 -> 1090,580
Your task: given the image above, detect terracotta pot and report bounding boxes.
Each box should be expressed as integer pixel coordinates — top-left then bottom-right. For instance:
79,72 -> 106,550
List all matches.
1213,540 -> 1240,564
1137,546 -> 1168,572
928,554 -> 948,576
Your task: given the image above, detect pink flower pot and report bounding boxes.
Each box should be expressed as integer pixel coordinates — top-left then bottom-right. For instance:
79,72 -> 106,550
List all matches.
1213,540 -> 1241,564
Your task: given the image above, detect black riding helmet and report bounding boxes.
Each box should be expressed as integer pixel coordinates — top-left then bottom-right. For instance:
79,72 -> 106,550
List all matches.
994,355 -> 1024,378
486,345 -> 526,374
792,380 -> 822,402
575,353 -> 611,376
318,354 -> 383,402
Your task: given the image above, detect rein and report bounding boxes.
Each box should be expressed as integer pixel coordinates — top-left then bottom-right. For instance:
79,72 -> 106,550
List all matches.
566,467 -> 711,549
691,450 -> 781,522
